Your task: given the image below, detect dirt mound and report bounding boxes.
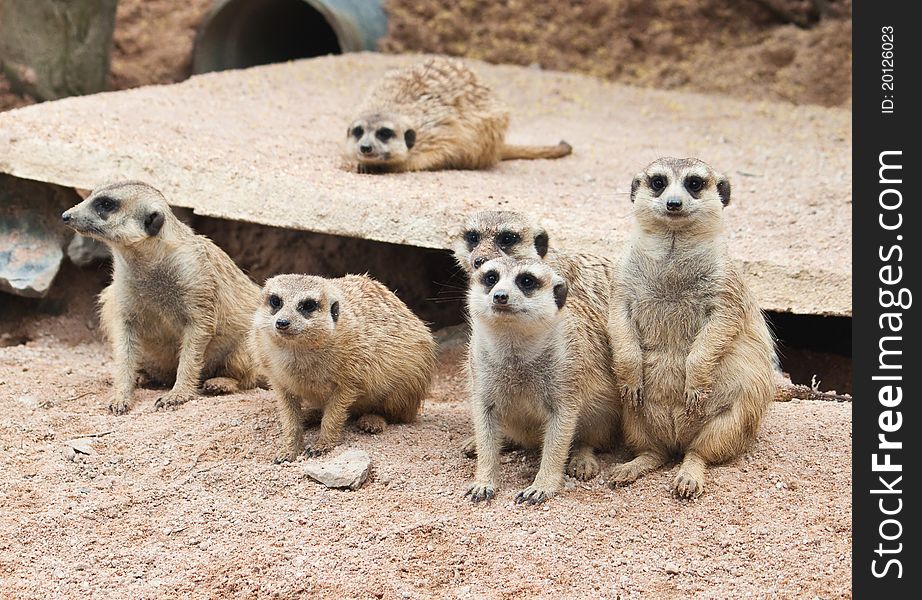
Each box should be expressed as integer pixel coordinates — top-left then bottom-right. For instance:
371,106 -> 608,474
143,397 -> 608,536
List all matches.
2,0 -> 851,112
380,0 -> 852,107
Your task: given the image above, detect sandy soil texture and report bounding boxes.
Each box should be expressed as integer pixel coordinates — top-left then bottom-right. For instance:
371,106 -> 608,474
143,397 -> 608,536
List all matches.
381,0 -> 852,107
1,0 -> 851,111
0,320 -> 851,597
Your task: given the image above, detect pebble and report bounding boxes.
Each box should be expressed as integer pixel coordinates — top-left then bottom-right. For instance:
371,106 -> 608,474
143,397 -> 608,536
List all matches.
664,562 -> 680,574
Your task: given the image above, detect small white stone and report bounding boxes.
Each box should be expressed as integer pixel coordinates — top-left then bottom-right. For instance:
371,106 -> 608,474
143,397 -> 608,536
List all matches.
304,449 -> 372,490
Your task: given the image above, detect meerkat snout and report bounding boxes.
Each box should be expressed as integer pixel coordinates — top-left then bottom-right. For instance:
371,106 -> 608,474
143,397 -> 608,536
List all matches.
665,196 -> 683,212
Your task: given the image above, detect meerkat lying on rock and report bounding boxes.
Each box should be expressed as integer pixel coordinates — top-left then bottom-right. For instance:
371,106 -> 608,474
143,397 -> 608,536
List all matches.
464,257 -> 620,504
607,158 -> 776,499
452,210 -> 619,468
61,181 -> 261,415
250,274 -> 435,462
345,57 -> 572,173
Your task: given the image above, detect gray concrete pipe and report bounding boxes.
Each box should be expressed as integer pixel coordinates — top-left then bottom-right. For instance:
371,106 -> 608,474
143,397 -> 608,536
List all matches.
193,0 -> 387,73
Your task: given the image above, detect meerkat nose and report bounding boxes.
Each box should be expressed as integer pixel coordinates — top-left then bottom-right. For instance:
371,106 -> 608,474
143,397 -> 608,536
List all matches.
359,144 -> 373,155
473,256 -> 487,269
61,211 -> 72,223
493,291 -> 509,305
666,197 -> 683,211
275,318 -> 291,330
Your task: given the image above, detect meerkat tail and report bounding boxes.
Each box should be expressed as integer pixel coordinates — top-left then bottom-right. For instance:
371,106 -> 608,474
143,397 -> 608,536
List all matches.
500,141 -> 573,161
775,381 -> 851,403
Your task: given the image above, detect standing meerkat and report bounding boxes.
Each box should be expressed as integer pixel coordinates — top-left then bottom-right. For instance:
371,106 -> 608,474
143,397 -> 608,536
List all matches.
250,274 -> 436,462
61,181 -> 261,415
608,157 -> 776,499
452,210 -> 619,467
344,57 -> 572,173
465,257 -> 620,504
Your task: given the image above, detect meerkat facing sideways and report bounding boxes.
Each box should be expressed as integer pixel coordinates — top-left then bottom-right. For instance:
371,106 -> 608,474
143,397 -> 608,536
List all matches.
61,182 -> 261,414
608,158 -> 776,499
250,274 -> 435,462
465,257 -> 620,504
452,211 -> 618,474
345,57 -> 572,173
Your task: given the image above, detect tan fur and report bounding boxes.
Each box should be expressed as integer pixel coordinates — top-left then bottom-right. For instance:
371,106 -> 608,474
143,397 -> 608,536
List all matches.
250,274 -> 435,462
344,57 -> 572,173
464,258 -> 620,505
607,158 -> 776,498
61,181 -> 261,415
453,210 -> 620,470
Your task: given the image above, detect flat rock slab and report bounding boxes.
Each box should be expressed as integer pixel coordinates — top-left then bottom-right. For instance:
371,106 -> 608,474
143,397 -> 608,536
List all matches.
304,449 -> 372,490
0,53 -> 851,315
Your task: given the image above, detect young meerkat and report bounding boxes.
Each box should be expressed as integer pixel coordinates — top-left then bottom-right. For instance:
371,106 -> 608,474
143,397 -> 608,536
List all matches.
608,157 -> 776,499
61,181 -> 261,415
344,57 -> 572,173
250,274 -> 436,462
452,210 -> 619,471
465,257 -> 620,504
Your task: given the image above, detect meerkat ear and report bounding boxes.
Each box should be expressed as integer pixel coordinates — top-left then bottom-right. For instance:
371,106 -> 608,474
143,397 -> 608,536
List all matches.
404,129 -> 416,149
330,301 -> 340,323
553,280 -> 568,309
533,229 -> 549,258
717,177 -> 731,206
143,211 -> 164,236
630,176 -> 641,203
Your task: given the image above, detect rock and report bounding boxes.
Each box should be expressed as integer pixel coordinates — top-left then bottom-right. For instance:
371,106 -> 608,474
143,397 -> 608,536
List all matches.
66,234 -> 110,266
664,562 -> 681,574
66,438 -> 95,456
304,449 -> 371,490
17,395 -> 38,409
0,175 -> 81,297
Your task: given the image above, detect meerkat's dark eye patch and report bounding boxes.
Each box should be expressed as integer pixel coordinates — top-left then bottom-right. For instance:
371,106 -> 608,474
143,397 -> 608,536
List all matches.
463,230 -> 481,249
376,128 -> 395,142
351,126 -> 364,139
649,175 -> 667,194
481,270 -> 499,288
268,294 -> 283,312
92,196 -> 120,218
684,175 -> 705,196
515,273 -> 540,293
298,299 -> 319,315
496,231 -> 520,247
717,178 -> 731,206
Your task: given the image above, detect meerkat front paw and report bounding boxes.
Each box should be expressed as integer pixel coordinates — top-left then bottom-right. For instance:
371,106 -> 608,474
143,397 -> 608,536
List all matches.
303,442 -> 336,458
201,377 -> 241,396
109,394 -> 134,416
609,462 -> 645,486
567,451 -> 601,481
355,414 -> 387,434
464,481 -> 496,503
620,383 -> 644,408
514,483 -> 557,505
154,391 -> 196,411
273,446 -> 303,464
673,469 -> 705,499
683,386 -> 711,415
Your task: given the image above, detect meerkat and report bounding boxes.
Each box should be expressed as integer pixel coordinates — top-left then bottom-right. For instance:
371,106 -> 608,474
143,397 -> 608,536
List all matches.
250,274 -> 436,462
452,211 -> 619,469
607,157 -> 776,499
61,181 -> 261,415
344,57 -> 572,173
464,257 -> 620,504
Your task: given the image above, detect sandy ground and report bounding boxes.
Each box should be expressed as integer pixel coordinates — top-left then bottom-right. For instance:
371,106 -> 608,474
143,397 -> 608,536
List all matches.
0,326 -> 851,598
